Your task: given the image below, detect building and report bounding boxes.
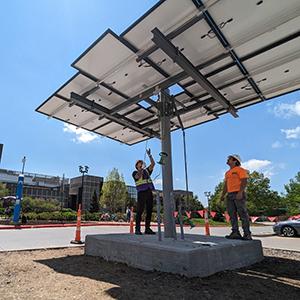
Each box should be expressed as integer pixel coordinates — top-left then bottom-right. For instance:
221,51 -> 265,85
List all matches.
69,175 -> 103,211
0,168 -> 69,206
0,168 -> 103,211
1,167 -> 194,211
126,185 -> 137,201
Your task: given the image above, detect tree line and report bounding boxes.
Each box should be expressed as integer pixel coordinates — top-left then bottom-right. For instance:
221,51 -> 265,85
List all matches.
209,171 -> 300,216
1,170 -> 299,217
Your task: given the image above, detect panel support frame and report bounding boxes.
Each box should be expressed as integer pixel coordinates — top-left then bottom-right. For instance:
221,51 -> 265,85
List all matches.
151,27 -> 238,118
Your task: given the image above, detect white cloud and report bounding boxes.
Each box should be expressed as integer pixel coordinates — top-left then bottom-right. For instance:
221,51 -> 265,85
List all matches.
63,124 -> 98,143
281,126 -> 300,139
271,141 -> 282,148
273,101 -> 300,118
242,159 -> 271,172
242,159 -> 276,178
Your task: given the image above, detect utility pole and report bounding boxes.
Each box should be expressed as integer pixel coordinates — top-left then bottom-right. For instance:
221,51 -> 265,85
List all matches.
204,191 -> 212,212
79,166 -> 89,211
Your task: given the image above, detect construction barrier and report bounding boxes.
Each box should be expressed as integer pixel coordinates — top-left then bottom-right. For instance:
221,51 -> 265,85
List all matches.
250,216 -> 259,223
223,211 -> 231,223
70,204 -> 84,244
210,211 -> 216,218
197,210 -> 204,218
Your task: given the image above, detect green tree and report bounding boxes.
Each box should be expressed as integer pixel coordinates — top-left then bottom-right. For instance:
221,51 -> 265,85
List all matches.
210,182 -> 226,214
22,197 -> 61,213
284,172 -> 300,215
246,171 -> 284,215
175,194 -> 204,211
100,168 -> 127,213
90,190 -> 100,213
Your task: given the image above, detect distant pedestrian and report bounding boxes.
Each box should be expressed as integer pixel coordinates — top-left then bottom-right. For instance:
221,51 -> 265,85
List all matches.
126,206 -> 131,222
221,154 -> 252,240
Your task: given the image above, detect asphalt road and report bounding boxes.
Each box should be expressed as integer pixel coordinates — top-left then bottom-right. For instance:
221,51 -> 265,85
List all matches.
0,225 -> 299,252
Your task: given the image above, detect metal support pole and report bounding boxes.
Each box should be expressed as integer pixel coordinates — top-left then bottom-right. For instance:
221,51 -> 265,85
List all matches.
159,90 -> 176,239
13,175 -> 24,224
81,173 -> 84,207
79,165 -> 89,212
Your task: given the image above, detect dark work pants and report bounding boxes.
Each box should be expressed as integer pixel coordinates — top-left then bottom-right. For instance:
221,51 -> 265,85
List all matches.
135,189 -> 153,231
226,192 -> 251,235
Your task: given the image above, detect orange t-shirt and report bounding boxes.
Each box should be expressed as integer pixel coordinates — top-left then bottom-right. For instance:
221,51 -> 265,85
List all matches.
225,166 -> 249,193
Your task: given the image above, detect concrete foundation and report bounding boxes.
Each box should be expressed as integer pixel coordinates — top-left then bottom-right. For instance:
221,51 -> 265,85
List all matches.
85,233 -> 263,278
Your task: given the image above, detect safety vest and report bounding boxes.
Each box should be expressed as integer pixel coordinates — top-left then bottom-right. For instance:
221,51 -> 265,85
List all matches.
135,169 -> 154,192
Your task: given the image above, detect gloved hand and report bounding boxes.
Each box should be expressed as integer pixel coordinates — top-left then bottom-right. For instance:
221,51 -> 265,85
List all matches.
146,148 -> 151,157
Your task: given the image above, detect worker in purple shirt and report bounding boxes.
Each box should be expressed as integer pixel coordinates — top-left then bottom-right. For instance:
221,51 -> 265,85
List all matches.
132,149 -> 156,235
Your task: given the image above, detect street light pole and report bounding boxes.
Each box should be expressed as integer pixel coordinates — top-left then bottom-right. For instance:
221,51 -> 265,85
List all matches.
204,191 -> 211,212
21,156 -> 26,174
79,165 -> 89,211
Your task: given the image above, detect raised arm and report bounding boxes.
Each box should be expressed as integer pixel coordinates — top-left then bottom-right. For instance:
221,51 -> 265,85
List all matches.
146,148 -> 155,171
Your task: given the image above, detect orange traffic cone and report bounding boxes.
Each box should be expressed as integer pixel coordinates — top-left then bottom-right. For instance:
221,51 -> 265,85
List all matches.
129,206 -> 134,234
71,204 -> 84,244
204,209 -> 210,236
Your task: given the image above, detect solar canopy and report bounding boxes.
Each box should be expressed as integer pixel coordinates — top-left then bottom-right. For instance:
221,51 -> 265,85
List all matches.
36,0 -> 300,145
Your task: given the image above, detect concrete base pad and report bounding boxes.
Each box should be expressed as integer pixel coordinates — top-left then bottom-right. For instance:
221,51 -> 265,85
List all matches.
85,233 -> 263,278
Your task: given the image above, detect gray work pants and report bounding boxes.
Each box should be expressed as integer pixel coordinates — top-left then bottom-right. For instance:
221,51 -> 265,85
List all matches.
226,192 -> 251,235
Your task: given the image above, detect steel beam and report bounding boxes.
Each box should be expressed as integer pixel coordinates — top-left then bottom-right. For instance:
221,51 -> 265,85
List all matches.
151,27 -> 238,118
136,13 -> 204,62
194,0 -> 264,100
110,53 -> 229,114
70,92 -> 159,138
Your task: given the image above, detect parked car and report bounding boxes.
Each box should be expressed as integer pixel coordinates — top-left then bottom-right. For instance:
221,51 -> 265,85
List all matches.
273,218 -> 300,237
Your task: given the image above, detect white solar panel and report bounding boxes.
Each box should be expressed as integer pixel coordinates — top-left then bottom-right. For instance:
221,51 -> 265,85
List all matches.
36,0 -> 300,145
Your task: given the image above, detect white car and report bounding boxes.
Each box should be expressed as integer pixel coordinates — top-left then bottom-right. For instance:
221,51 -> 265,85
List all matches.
273,219 -> 300,237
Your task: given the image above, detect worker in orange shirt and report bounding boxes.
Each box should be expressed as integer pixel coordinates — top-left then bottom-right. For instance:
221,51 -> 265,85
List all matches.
221,154 -> 252,240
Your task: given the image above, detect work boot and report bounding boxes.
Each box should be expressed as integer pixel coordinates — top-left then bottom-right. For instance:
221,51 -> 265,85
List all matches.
135,229 -> 143,235
242,233 -> 252,240
145,228 -> 156,235
225,232 -> 242,239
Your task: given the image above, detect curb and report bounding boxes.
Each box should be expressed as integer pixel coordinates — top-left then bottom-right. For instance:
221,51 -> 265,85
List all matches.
0,222 -> 131,230
0,222 -> 228,230
252,233 -> 276,237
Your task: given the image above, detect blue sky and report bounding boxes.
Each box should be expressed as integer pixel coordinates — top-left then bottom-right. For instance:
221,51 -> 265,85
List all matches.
0,0 -> 299,205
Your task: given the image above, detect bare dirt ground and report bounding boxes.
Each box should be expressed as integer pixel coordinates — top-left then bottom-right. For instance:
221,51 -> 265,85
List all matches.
0,247 -> 299,300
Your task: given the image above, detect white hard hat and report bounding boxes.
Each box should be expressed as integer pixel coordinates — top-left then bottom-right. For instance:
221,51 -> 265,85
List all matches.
229,154 -> 242,164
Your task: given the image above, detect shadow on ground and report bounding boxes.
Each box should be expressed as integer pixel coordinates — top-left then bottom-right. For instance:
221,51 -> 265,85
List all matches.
35,253 -> 300,299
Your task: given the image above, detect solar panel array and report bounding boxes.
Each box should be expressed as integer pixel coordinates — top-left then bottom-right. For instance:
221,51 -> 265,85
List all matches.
36,0 -> 300,145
